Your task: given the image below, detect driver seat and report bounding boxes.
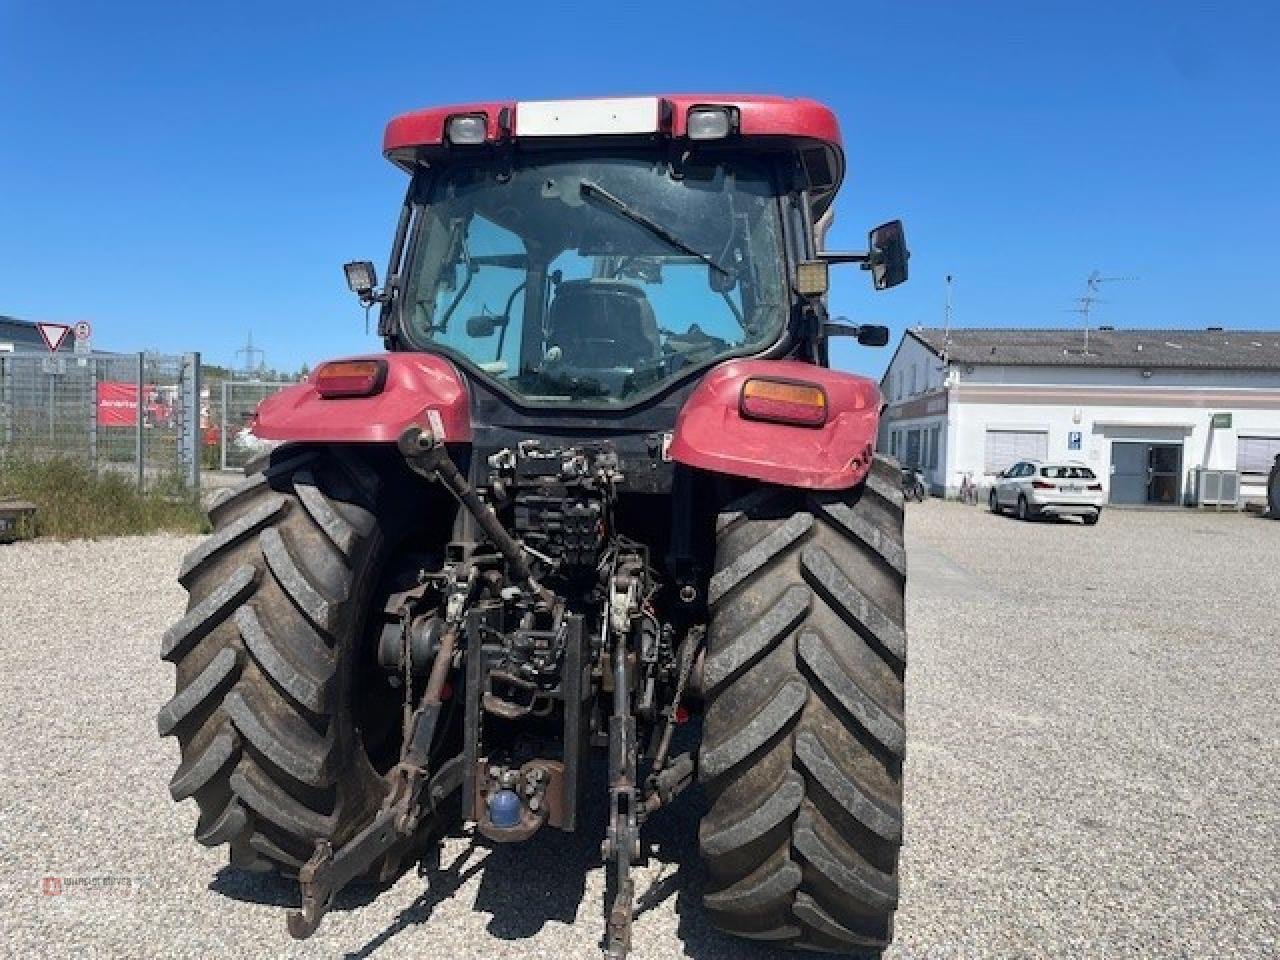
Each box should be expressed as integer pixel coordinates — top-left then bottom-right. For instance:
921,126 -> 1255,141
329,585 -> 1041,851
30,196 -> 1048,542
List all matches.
545,280 -> 661,368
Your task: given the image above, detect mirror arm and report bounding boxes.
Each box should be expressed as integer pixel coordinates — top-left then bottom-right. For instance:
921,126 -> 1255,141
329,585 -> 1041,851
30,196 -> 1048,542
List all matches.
818,250 -> 872,266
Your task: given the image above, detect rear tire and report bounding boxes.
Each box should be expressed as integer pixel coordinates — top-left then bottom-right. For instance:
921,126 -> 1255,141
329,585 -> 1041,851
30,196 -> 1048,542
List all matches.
159,446 -> 410,874
1016,495 -> 1034,521
988,489 -> 1000,514
1083,509 -> 1100,526
698,455 -> 906,953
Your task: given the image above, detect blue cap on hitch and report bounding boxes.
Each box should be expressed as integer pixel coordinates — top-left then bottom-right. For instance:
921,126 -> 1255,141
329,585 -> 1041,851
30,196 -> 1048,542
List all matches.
488,788 -> 522,828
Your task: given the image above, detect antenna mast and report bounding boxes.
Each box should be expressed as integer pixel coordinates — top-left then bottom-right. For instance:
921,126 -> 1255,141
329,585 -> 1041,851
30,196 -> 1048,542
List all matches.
942,274 -> 953,363
1070,270 -> 1135,354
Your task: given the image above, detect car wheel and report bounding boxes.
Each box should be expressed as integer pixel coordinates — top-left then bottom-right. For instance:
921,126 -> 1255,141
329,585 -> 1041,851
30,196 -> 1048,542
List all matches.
1016,495 -> 1032,521
1083,510 -> 1100,526
988,489 -> 1000,514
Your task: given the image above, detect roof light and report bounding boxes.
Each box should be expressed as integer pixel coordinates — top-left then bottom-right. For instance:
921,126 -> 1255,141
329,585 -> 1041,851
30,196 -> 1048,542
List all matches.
794,260 -> 829,297
446,113 -> 488,145
740,378 -> 827,427
687,106 -> 733,140
314,359 -> 387,398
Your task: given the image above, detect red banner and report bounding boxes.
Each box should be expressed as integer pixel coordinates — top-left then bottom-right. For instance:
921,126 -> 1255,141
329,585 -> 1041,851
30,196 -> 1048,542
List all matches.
96,381 -> 138,426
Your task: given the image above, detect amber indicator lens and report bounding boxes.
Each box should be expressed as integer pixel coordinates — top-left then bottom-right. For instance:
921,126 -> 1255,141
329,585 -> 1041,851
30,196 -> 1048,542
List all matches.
314,360 -> 387,398
740,378 -> 827,426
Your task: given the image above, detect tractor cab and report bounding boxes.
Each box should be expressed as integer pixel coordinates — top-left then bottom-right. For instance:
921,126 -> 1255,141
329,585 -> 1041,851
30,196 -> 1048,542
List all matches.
344,96 -> 905,410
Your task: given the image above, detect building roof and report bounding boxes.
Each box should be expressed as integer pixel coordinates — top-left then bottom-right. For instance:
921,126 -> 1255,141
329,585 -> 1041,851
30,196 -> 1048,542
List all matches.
0,315 -> 70,352
909,327 -> 1280,371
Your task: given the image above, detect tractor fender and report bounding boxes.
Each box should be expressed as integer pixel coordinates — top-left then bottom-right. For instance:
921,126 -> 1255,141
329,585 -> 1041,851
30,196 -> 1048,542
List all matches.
252,353 -> 472,443
668,359 -> 880,490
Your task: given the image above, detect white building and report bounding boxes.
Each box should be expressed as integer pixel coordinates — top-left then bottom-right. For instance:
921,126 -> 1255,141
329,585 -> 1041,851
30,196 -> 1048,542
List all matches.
878,327 -> 1280,506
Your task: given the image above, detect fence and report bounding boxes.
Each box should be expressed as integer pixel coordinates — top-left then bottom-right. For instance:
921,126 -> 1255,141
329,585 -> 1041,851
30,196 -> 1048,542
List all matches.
214,379 -> 295,472
0,351 -> 200,494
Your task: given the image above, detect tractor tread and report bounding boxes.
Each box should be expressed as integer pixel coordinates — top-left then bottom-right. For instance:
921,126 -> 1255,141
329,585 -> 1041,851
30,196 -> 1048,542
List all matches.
700,679 -> 807,780
179,495 -> 289,585
235,605 -> 332,715
700,772 -> 804,858
708,511 -> 813,605
206,450 -> 316,526
161,565 -> 259,662
249,831 -> 305,869
169,729 -> 239,802
229,761 -> 335,839
704,860 -> 803,915
795,730 -> 902,842
223,687 -> 336,788
260,527 -> 339,632
702,585 -> 810,696
195,798 -> 247,848
293,469 -> 359,556
792,893 -> 890,950
812,499 -> 906,579
794,807 -> 897,911
797,629 -> 905,758
801,543 -> 906,663
156,647 -> 240,737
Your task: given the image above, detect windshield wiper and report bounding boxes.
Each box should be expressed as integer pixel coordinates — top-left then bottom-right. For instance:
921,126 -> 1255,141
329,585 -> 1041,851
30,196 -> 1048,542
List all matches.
579,180 -> 729,277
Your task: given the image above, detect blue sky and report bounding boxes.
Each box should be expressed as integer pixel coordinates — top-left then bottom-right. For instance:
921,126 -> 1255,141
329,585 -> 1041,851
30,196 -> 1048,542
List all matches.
2,1 -> 1277,378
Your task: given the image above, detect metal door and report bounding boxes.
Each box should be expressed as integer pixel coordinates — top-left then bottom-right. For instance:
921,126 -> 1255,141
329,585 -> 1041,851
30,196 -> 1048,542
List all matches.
1109,442 -> 1149,504
1147,444 -> 1182,504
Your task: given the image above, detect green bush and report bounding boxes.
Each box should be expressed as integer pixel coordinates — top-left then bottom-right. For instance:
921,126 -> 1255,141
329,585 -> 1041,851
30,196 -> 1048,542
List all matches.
0,457 -> 209,540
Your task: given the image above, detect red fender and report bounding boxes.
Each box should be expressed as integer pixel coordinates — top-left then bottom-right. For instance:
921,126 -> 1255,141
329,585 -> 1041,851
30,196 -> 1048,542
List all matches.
668,359 -> 880,490
252,353 -> 472,443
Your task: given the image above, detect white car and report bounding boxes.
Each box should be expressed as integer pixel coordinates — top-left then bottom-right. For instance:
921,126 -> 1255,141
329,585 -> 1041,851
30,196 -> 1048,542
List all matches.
989,460 -> 1105,524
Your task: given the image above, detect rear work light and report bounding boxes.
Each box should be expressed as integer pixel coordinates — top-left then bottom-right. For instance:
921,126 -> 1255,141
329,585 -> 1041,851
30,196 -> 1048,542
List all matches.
314,359 -> 387,398
687,105 -> 734,140
446,112 -> 488,144
740,378 -> 827,427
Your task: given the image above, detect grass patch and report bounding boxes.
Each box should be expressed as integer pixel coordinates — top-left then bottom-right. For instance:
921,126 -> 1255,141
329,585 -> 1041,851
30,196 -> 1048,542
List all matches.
0,457 -> 209,540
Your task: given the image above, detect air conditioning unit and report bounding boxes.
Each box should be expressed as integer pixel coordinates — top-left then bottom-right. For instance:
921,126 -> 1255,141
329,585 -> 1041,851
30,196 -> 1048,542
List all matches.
1193,468 -> 1240,509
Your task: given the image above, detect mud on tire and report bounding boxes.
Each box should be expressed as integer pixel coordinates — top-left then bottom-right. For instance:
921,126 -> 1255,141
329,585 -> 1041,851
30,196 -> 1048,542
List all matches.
158,446 -> 398,874
698,455 -> 906,954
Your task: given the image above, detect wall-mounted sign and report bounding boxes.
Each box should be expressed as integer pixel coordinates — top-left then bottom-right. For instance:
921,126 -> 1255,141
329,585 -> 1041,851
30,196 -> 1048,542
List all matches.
1210,413 -> 1232,429
1068,431 -> 1082,450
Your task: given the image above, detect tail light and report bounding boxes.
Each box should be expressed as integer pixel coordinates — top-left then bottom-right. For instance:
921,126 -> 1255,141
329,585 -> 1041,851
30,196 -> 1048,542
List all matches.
1087,483 -> 1103,491
740,378 -> 827,427
314,359 -> 387,398
1031,480 -> 1055,489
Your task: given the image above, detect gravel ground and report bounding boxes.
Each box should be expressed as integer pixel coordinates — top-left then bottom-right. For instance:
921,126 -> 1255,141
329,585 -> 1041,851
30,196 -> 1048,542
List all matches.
0,504 -> 1276,958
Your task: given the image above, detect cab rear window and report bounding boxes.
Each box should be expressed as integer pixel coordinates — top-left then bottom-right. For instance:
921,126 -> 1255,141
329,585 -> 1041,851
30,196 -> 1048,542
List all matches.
1040,465 -> 1096,479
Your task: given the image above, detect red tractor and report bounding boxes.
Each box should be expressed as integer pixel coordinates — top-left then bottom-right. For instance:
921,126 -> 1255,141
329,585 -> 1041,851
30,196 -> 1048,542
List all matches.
159,95 -> 909,957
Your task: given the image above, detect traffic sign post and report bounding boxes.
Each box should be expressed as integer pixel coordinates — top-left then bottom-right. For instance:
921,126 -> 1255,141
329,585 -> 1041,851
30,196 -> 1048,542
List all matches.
36,322 -> 72,353
73,321 -> 92,356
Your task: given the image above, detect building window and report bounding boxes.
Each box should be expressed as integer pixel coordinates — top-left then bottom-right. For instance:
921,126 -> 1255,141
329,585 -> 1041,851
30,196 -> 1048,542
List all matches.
889,430 -> 899,457
928,426 -> 940,469
1237,436 -> 1280,476
984,429 -> 1048,474
908,364 -> 917,396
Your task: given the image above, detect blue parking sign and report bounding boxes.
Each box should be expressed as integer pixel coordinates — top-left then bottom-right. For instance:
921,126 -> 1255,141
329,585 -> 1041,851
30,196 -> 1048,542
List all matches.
1068,431 -> 1082,450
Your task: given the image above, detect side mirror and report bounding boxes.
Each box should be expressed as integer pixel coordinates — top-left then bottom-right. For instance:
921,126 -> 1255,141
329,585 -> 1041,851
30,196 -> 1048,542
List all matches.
823,320 -> 890,347
343,260 -> 378,298
867,220 -> 909,290
466,314 -> 507,338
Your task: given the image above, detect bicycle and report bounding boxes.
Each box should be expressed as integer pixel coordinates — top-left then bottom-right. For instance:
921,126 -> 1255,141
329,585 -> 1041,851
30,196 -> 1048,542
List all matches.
959,471 -> 979,505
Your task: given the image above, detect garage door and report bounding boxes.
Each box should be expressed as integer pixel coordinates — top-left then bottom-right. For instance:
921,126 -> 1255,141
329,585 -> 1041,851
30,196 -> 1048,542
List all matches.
984,429 -> 1048,473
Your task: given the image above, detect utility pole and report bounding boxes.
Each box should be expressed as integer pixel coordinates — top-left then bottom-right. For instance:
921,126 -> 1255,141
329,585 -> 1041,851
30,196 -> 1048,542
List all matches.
235,331 -> 265,378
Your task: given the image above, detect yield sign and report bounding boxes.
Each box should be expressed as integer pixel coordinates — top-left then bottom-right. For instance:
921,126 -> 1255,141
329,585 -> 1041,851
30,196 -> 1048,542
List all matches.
36,322 -> 72,353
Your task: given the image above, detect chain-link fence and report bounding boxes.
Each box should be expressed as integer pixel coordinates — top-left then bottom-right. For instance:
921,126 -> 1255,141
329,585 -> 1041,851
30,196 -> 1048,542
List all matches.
0,352 -> 201,494
209,379 -> 294,472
